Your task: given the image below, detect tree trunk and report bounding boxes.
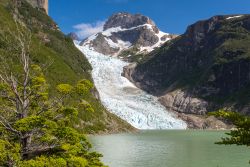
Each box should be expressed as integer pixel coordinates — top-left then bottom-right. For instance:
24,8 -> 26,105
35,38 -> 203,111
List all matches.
21,135 -> 32,160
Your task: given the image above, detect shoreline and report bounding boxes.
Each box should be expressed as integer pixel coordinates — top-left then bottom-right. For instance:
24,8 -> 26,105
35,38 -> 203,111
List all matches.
86,128 -> 232,137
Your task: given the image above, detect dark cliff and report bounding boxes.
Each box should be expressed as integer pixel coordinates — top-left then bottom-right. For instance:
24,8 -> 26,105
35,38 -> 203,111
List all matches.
124,14 -> 250,116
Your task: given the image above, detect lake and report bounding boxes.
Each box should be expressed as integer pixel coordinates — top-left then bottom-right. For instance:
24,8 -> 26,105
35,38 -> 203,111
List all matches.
89,130 -> 250,167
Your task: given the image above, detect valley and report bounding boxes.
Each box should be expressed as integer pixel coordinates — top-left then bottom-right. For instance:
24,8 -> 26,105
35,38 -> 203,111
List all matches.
0,0 -> 249,166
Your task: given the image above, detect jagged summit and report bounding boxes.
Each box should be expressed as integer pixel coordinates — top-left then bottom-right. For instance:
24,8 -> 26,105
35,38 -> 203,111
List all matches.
103,12 -> 157,32
80,12 -> 176,59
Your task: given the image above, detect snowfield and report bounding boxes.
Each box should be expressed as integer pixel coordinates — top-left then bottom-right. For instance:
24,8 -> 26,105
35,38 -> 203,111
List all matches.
226,15 -> 243,20
82,23 -> 170,55
75,43 -> 187,129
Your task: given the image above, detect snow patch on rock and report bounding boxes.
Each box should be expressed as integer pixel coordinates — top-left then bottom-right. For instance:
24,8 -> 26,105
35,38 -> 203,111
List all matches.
226,15 -> 243,20
105,37 -> 132,50
140,31 -> 170,52
102,24 -> 154,37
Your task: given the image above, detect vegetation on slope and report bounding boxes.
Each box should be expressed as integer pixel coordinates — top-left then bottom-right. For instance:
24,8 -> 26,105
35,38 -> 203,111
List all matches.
0,0 -> 134,134
0,15 -> 107,166
118,46 -> 147,63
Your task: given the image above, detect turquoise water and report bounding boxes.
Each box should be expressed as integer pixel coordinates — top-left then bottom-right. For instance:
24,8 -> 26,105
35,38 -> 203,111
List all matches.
89,130 -> 250,167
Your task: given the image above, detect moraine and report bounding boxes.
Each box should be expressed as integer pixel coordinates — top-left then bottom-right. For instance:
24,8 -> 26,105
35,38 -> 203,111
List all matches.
75,43 -> 186,129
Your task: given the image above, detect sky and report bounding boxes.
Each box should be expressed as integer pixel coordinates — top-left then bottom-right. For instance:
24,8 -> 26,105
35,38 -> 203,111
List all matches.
49,0 -> 250,39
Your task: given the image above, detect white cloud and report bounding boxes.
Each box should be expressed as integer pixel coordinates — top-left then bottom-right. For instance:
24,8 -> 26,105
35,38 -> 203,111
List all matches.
73,21 -> 105,39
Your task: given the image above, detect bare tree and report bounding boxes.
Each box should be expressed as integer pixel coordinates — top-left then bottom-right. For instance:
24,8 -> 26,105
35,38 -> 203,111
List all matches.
0,22 -> 36,159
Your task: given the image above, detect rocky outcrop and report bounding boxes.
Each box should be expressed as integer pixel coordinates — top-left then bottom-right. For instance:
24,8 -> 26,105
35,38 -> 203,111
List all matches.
26,0 -> 48,14
80,12 -> 176,57
177,114 -> 233,129
67,32 -> 79,41
122,63 -> 137,81
103,12 -> 158,31
158,90 -> 208,115
82,33 -> 120,55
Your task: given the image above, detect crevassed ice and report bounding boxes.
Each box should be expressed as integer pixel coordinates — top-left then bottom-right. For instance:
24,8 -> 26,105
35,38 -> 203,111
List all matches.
75,43 -> 187,129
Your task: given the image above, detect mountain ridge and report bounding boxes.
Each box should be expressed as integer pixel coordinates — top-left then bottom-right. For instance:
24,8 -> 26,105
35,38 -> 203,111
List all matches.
123,14 -> 250,128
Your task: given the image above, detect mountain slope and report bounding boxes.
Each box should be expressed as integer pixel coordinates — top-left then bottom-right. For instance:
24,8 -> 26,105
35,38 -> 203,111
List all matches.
80,12 -> 176,62
0,0 -> 134,133
124,14 -> 250,117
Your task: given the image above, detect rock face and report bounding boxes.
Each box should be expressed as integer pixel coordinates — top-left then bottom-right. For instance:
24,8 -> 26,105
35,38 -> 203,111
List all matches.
124,15 -> 250,118
80,13 -> 176,58
26,0 -> 48,14
103,13 -> 157,30
67,32 -> 79,41
177,114 -> 233,129
158,90 -> 208,115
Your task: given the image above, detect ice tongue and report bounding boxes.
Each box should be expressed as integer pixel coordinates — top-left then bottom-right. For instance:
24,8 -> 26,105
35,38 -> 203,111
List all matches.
75,43 -> 187,129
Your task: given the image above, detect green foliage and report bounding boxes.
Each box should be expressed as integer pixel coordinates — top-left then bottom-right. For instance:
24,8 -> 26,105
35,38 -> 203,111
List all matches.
61,107 -> 79,117
76,80 -> 94,96
32,76 -> 46,85
210,110 -> 250,146
118,46 -> 147,63
14,116 -> 50,132
67,156 -> 88,167
19,156 -> 67,167
79,100 -> 95,113
19,153 -> 105,167
78,80 -> 94,90
0,140 -> 20,166
0,62 -> 105,166
211,109 -> 250,164
57,84 -> 74,95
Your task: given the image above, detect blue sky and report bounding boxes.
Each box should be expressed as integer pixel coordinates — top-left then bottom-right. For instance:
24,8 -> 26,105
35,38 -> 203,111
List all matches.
49,0 -> 250,39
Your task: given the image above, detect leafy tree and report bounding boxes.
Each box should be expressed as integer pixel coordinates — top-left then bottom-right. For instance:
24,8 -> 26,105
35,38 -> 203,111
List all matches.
0,23 -> 105,166
210,109 -> 250,163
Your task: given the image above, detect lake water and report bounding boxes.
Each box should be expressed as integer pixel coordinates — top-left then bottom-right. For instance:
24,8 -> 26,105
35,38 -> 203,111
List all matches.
89,130 -> 250,167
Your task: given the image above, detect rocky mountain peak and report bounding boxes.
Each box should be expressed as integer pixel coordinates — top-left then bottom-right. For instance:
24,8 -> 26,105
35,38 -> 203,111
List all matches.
103,12 -> 157,32
81,12 -> 176,59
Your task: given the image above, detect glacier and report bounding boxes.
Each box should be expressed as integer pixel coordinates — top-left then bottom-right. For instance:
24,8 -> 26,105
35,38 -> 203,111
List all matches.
75,43 -> 187,129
